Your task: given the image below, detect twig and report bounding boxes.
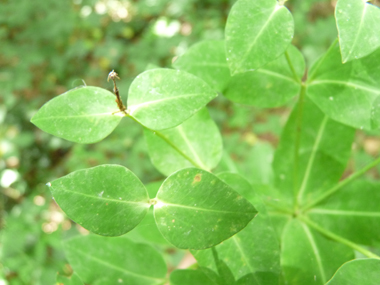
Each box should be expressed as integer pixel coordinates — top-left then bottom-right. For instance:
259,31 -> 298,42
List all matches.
107,70 -> 127,115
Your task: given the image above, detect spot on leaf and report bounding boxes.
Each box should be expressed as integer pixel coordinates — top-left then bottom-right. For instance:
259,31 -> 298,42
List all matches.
192,173 -> 202,185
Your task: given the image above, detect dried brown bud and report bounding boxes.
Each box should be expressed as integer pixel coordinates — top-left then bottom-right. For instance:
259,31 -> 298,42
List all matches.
107,70 -> 120,82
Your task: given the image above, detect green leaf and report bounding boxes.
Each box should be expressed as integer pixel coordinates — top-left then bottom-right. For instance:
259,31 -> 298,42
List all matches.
125,205 -> 170,246
307,180 -> 380,246
225,0 -> 294,75
326,259 -> 380,285
281,219 -> 354,285
335,0 -> 380,63
211,247 -> 236,285
56,272 -> 84,285
234,142 -> 274,186
194,216 -> 282,284
145,108 -> 223,175
307,41 -> 380,130
153,168 -> 257,249
170,268 -> 220,285
127,68 -> 217,130
125,181 -> 170,245
192,173 -> 282,284
64,235 -> 167,285
216,172 -> 255,204
48,165 -> 149,236
271,96 -> 355,208
371,96 -> 380,129
31,86 -> 122,144
173,40 -> 231,92
224,45 -> 304,107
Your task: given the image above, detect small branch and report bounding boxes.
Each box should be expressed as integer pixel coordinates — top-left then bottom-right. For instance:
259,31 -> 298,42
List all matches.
299,215 -> 380,259
307,38 -> 339,83
127,115 -> 206,170
293,84 -> 306,210
152,128 -> 207,170
285,50 -> 301,83
107,70 -> 127,115
302,156 -> 380,211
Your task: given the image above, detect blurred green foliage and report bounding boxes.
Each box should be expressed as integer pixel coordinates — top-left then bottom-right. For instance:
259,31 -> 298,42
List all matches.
1,0 -> 379,284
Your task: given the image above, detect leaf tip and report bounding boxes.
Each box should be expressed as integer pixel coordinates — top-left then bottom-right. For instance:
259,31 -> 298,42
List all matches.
341,56 -> 348,64
30,113 -> 38,125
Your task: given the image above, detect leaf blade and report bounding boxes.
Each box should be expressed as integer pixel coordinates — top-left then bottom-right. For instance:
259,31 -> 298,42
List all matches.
31,86 -> 122,143
326,259 -> 380,285
224,45 -> 304,107
170,269 -> 220,285
306,41 -> 380,130
145,108 -> 223,175
127,69 -> 217,130
335,0 -> 380,62
281,219 -> 354,285
154,168 -> 257,249
307,180 -> 380,246
173,40 -> 231,92
225,0 -> 294,74
49,165 -> 149,236
271,97 -> 355,207
192,173 -> 282,284
64,235 -> 167,285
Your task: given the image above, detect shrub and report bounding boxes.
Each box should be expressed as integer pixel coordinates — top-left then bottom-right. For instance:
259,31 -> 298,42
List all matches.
30,0 -> 380,284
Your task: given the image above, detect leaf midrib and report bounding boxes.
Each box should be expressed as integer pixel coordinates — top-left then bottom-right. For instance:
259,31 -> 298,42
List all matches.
257,68 -> 298,83
32,112 -> 117,122
308,79 -> 380,95
128,92 -> 211,115
53,186 -> 149,206
156,200 -> 255,215
300,222 -> 327,283
342,2 -> 367,62
296,116 -> 329,204
309,209 -> 380,217
231,236 -> 262,284
235,4 -> 280,71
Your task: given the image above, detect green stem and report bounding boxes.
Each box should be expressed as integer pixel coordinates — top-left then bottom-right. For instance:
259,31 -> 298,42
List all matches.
293,84 -> 306,210
127,115 -> 206,170
154,129 -> 205,170
285,50 -> 301,83
299,215 -> 380,259
302,156 -> 380,211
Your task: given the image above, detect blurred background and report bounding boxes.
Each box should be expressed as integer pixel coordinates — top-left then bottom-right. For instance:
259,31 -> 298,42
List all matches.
1,0 -> 380,284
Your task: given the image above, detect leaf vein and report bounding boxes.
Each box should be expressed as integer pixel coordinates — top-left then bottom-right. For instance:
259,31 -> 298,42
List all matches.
128,93 -> 210,115
309,209 -> 380,217
53,187 -> 149,206
236,5 -> 280,71
308,80 -> 380,95
300,222 -> 327,283
70,246 -> 164,281
297,116 -> 329,204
